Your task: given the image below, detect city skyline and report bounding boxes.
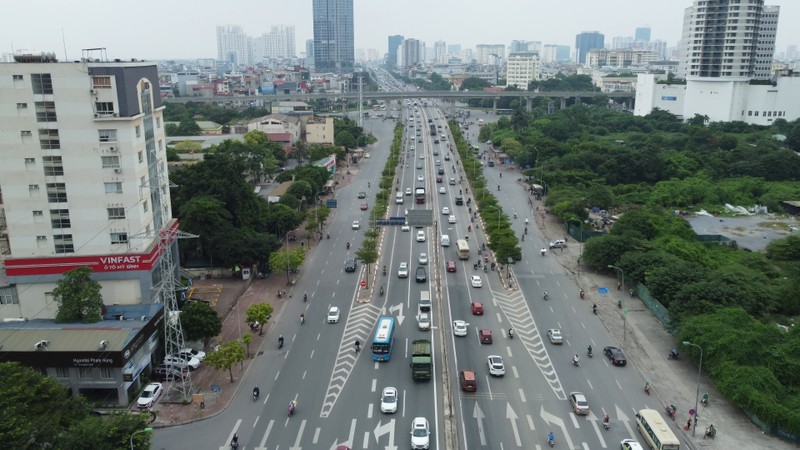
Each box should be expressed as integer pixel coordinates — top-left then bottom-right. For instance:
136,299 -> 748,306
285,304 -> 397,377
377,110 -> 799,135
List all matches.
3,0 -> 799,61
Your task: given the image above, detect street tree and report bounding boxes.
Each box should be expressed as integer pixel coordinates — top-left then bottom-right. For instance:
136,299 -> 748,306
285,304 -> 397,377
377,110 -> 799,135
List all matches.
241,333 -> 253,358
52,267 -> 103,323
204,339 -> 246,383
335,130 -> 357,150
181,301 -> 222,348
269,248 -> 306,274
245,303 -> 274,336
60,412 -> 151,450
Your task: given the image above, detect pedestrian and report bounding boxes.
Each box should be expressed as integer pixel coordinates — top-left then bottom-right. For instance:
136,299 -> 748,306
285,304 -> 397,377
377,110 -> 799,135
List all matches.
685,418 -> 692,431
617,281 -> 622,291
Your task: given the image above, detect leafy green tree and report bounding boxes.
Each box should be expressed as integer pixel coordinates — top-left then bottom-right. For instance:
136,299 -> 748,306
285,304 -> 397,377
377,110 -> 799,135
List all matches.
61,412 -> 151,450
177,118 -> 202,136
241,333 -> 253,358
52,267 -> 103,323
767,235 -> 800,261
173,140 -> 203,153
204,339 -> 246,382
335,130 -> 357,150
245,303 -> 274,336
181,301 -> 222,347
269,248 -> 306,274
356,237 -> 379,282
460,77 -> 491,91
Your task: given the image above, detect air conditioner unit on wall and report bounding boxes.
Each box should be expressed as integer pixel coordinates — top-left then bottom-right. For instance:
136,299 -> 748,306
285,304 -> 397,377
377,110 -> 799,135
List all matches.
114,168 -> 122,174
109,147 -> 117,152
90,89 -> 96,94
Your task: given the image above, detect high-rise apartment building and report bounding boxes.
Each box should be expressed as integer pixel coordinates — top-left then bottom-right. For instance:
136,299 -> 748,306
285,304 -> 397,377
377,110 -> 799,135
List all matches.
506,53 -> 540,89
312,0 -> 355,73
635,27 -> 651,43
388,35 -> 404,67
402,38 -> 421,68
0,55 -> 173,318
475,44 -> 505,65
305,40 -> 315,68
434,41 -> 447,64
447,44 -> 461,55
253,25 -> 296,61
679,0 -> 779,79
217,25 -> 251,66
575,32 -> 605,64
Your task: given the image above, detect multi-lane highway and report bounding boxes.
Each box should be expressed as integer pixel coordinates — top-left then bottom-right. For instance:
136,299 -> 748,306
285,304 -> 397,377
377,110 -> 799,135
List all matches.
152,86 -> 687,449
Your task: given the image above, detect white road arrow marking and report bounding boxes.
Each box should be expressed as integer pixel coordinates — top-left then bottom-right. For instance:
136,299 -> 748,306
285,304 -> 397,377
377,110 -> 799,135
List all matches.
473,402 -> 487,445
288,419 -> 307,450
221,419 -> 242,450
374,418 -> 398,450
616,405 -> 637,438
254,419 -> 274,450
587,411 -> 608,448
388,303 -> 405,326
540,405 -> 575,449
506,402 -> 522,446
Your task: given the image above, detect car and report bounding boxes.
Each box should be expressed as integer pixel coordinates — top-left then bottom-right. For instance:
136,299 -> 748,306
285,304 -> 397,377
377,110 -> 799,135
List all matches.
439,186 -> 446,194
164,354 -> 200,370
418,138 -> 422,143
435,160 -> 441,166
487,355 -> 505,376
432,149 -> 439,156
620,439 -> 645,450
152,364 -> 188,381
380,386 -> 398,414
471,301 -> 484,315
410,417 -> 430,450
417,312 -> 431,330
178,348 -> 206,362
137,382 -> 163,409
405,188 -> 412,196
436,176 -> 443,183
418,253 -> 428,265
434,139 -> 439,144
360,202 -> 368,210
416,231 -> 426,242
604,346 -> 627,366
401,224 -> 410,232
410,146 -> 415,151
344,258 -> 357,272
364,153 -> 370,158
479,329 -> 493,344
327,306 -> 340,323
357,191 -> 366,199
397,262 -> 409,278
569,392 -> 590,415
455,196 -> 464,205
352,220 -> 360,230
419,154 -> 424,159
416,266 -> 427,282
417,175 -> 424,182
437,168 -> 444,175
547,329 -> 563,344
416,162 -> 423,169
448,215 -> 456,224
449,177 -> 456,185
470,275 -> 483,288
453,320 -> 468,336
446,261 -> 456,272
549,239 -> 566,249
441,206 -> 450,215
459,369 -> 478,391
444,154 -> 450,161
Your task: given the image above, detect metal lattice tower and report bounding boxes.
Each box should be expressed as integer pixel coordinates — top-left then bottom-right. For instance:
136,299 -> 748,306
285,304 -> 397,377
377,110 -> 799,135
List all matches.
357,72 -> 364,128
138,86 -> 198,400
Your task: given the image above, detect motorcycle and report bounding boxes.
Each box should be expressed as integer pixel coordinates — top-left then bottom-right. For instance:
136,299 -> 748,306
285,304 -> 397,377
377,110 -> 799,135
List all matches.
278,337 -> 284,349
704,425 -> 717,440
602,415 -> 610,430
288,401 -> 297,416
543,292 -> 549,301
540,248 -> 546,256
300,314 -> 305,325
701,392 -> 709,406
668,349 -> 680,360
572,357 -> 580,367
231,435 -> 239,449
380,286 -> 384,296
253,388 -> 260,402
547,436 -> 555,447
508,328 -> 515,339
666,404 -> 677,420
644,382 -> 652,395
346,242 -> 350,250
579,289 -> 585,299
587,348 -> 593,358
592,305 -> 598,315
483,265 -> 487,273
326,233 -> 330,239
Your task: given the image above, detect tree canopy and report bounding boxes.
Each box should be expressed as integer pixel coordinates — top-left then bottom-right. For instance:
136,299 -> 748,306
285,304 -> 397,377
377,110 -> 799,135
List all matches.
52,267 -> 103,323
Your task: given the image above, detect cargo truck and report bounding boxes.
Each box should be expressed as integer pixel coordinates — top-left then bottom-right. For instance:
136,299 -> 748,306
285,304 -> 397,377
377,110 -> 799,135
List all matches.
411,339 -> 433,380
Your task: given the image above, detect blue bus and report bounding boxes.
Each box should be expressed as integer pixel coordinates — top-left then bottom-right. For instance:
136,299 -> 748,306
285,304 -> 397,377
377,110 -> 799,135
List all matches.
371,317 -> 396,361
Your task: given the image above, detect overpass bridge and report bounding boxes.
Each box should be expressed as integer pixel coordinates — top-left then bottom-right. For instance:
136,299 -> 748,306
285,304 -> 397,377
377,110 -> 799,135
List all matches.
163,89 -> 636,111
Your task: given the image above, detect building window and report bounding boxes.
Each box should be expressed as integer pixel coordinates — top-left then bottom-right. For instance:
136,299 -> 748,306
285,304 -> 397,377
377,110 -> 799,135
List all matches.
46,183 -> 67,202
35,101 -> 57,122
17,102 -> 28,109
158,139 -> 163,151
39,129 -> 61,149
135,125 -> 141,138
110,232 -> 128,244
55,367 -> 70,379
13,74 -> 23,81
33,210 -> 44,223
95,102 -> 115,115
107,207 -> 125,219
101,155 -> 120,168
104,182 -> 123,194
42,156 -> 64,176
99,129 -> 117,142
92,76 -> 112,89
50,209 -> 71,229
53,234 -> 74,254
138,151 -> 144,163
0,288 -> 19,305
31,73 -> 54,94
78,367 -> 93,379
143,200 -> 148,213
100,367 -> 113,379
21,130 -> 32,137
156,117 -> 161,128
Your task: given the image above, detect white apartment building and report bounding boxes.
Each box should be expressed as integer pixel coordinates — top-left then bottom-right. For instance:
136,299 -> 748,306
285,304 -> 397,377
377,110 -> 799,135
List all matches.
475,45 -> 505,65
217,24 -> 251,66
585,49 -> 660,68
0,55 -> 175,320
505,53 -> 540,89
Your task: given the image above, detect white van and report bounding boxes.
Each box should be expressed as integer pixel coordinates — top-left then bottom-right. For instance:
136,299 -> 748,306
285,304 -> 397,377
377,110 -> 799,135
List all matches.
395,192 -> 404,204
441,235 -> 450,247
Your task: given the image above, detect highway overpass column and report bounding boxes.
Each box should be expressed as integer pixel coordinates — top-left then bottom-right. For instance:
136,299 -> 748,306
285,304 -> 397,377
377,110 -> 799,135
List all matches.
492,97 -> 498,112
560,97 -> 567,109
525,97 -> 532,112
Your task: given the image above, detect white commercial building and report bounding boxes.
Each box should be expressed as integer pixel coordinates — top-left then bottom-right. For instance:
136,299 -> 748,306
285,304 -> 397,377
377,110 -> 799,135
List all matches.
505,53 -> 540,89
0,55 -> 175,318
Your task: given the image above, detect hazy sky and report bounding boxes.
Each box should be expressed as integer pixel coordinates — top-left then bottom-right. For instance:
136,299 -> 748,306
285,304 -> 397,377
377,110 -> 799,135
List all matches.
3,0 -> 799,60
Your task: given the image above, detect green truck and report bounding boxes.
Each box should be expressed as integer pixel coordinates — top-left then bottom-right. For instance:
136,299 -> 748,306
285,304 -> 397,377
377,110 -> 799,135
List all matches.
411,339 -> 433,380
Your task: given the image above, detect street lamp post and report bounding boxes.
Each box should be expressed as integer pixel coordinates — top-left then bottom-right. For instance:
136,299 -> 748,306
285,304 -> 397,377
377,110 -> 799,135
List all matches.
608,264 -> 626,341
130,427 -> 153,450
683,340 -> 703,437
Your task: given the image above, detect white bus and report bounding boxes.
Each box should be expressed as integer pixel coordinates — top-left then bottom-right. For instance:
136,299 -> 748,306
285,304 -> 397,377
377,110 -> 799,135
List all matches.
636,409 -> 680,450
456,239 -> 470,260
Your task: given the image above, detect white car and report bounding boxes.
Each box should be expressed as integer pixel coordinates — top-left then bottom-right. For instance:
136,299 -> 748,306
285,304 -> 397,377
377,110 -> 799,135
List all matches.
470,275 -> 483,288
401,224 -> 410,232
352,220 -> 360,230
137,382 -> 163,409
448,215 -> 456,224
435,160 -> 441,166
398,262 -> 409,278
549,239 -> 566,249
364,153 -> 370,158
164,354 -> 200,370
405,188 -> 412,196
441,206 -> 450,215
487,355 -> 505,376
417,175 -> 424,182
569,391 -> 590,415
453,320 -> 468,337
620,439 -> 645,450
419,154 -> 424,159
327,306 -> 340,324
178,348 -> 206,361
547,328 -> 563,344
410,417 -> 430,449
410,146 -> 415,151
416,231 -> 426,242
417,313 -> 431,331
439,186 -> 446,194
380,386 -> 398,414
418,253 -> 428,265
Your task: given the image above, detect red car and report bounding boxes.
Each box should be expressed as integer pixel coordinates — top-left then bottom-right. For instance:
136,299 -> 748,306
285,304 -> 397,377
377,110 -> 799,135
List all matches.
446,261 -> 456,272
436,176 -> 443,183
360,202 -> 368,210
471,301 -> 484,315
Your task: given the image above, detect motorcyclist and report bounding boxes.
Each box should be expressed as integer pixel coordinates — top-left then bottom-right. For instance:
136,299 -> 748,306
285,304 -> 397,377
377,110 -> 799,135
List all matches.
705,424 -> 716,438
355,339 -> 361,352
525,218 -> 529,225
288,400 -> 296,414
278,335 -> 284,346
346,241 -> 350,249
603,413 -> 610,429
670,348 -> 679,359
573,354 -> 580,365
497,185 -> 500,191
300,313 -> 305,324
368,182 -> 371,188
253,386 -> 260,399
231,433 -> 239,448
508,328 -> 514,338
468,225 -> 472,232
380,286 -> 384,296
304,291 -> 308,302
547,431 -> 555,443
383,265 -> 387,275
543,291 -> 549,300
587,345 -> 593,356
580,289 -> 585,299
592,304 -> 598,314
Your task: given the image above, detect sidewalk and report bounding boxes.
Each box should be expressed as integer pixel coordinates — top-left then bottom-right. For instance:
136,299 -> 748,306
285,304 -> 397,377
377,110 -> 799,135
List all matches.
529,189 -> 793,450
